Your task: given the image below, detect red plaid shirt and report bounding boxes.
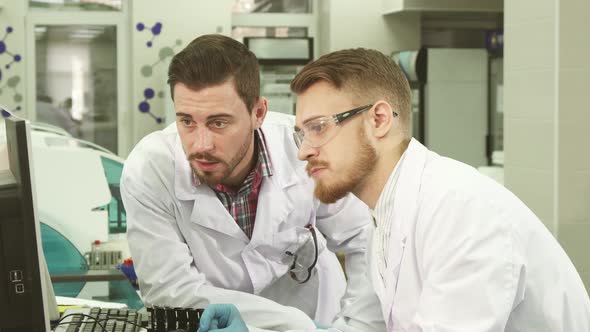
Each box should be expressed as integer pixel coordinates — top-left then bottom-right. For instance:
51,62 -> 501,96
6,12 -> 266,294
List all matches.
210,130 -> 273,239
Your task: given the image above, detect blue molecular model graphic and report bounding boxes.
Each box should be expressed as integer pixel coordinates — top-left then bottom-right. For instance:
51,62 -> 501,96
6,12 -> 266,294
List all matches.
138,88 -> 163,124
136,21 -> 162,48
0,26 -> 22,69
0,26 -> 23,116
136,21 -> 181,124
140,38 -> 182,78
0,75 -> 22,117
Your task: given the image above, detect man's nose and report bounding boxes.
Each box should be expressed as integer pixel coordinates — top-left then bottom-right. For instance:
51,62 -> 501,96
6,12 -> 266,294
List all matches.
297,140 -> 318,161
192,128 -> 214,153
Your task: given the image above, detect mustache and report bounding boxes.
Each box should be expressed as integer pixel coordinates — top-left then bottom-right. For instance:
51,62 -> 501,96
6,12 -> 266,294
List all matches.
188,153 -> 221,163
305,159 -> 329,176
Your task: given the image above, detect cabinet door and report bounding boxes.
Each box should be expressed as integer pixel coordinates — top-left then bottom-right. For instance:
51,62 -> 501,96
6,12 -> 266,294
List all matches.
26,5 -> 130,155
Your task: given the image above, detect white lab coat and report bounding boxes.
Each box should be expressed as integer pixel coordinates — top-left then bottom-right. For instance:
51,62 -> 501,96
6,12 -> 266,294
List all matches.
371,139 -> 590,331
121,112 -> 384,331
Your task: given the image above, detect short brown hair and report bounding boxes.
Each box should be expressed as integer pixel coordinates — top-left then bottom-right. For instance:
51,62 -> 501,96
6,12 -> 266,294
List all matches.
168,34 -> 260,112
291,48 -> 411,134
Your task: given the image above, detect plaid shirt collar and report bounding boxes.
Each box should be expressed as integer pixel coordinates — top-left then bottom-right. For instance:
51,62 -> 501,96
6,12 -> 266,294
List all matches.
192,128 -> 273,188
207,129 -> 273,239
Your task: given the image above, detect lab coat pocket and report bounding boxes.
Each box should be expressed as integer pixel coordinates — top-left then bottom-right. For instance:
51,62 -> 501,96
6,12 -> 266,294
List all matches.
256,226 -> 323,272
251,227 -> 304,283
242,228 -> 299,294
261,226 -> 324,318
255,227 -> 298,265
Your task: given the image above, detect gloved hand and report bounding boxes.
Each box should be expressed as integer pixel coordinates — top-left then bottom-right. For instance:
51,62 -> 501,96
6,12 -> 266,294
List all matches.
314,321 -> 331,330
199,304 -> 248,332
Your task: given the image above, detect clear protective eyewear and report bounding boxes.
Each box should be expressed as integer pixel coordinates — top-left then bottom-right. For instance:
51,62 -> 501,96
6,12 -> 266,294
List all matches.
292,104 -> 372,149
293,103 -> 400,149
284,225 -> 318,284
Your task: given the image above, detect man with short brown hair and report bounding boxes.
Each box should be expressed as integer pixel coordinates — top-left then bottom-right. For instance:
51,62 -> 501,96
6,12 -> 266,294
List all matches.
122,35 -> 384,331
290,47 -> 590,331
201,46 -> 590,332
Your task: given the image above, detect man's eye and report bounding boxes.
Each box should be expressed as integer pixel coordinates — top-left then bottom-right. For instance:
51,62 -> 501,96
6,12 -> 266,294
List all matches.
309,123 -> 326,134
211,121 -> 227,129
181,118 -> 193,126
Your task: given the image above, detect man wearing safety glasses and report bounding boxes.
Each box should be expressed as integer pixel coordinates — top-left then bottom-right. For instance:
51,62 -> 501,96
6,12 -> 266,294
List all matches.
201,48 -> 590,331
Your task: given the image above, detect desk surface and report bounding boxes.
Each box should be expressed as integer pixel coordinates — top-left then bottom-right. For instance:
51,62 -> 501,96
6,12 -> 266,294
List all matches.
51,269 -> 127,283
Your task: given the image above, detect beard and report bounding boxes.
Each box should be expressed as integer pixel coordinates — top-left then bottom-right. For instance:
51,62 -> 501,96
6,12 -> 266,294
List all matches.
189,129 -> 254,187
307,128 -> 377,204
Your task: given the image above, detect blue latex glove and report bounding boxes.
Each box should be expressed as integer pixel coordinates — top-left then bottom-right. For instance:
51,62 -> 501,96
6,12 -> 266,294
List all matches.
314,321 -> 331,330
199,304 -> 248,332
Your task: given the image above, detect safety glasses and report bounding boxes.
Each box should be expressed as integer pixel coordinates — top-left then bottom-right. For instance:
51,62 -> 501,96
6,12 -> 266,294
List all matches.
293,104 -> 372,149
293,103 -> 399,149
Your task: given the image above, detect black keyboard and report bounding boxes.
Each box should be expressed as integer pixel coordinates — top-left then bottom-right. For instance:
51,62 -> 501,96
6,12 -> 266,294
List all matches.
147,306 -> 204,332
56,307 -> 142,332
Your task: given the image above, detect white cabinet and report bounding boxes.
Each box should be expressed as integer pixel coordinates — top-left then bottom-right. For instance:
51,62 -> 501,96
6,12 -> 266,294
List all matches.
382,0 -> 502,15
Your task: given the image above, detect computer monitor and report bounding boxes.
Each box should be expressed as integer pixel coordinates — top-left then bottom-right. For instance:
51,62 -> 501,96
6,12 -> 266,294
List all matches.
0,115 -> 52,331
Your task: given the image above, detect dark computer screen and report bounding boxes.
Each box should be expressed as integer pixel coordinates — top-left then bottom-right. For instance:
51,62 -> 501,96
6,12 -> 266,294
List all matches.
0,116 -> 50,331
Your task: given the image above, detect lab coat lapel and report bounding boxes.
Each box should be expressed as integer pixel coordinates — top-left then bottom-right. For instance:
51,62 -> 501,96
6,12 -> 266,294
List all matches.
370,227 -> 388,318
243,143 -> 300,294
248,174 -> 294,249
376,139 -> 427,324
370,219 -> 407,321
248,130 -> 300,249
243,175 -> 296,294
191,187 -> 250,242
172,134 -> 249,242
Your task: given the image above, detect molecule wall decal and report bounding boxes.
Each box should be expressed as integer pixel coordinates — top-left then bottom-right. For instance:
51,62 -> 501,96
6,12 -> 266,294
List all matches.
140,39 -> 182,78
0,26 -> 22,69
136,20 -> 181,124
136,21 -> 162,48
137,87 -> 164,124
0,26 -> 23,116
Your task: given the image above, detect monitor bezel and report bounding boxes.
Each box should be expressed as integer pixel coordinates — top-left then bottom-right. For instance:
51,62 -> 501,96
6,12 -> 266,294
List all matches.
0,116 -> 51,331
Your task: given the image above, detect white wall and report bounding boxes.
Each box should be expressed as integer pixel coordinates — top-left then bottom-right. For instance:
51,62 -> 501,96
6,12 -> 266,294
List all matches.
130,0 -> 233,154
556,0 -> 590,294
425,48 -> 488,168
318,0 -> 420,56
504,0 -> 590,292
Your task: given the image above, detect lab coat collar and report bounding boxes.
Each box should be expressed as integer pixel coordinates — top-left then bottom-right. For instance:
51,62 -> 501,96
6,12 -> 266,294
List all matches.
241,175 -> 296,293
246,128 -> 302,247
370,138 -> 428,322
174,128 -> 302,240
248,174 -> 294,248
191,187 -> 250,242
393,137 -> 428,230
186,174 -> 296,244
187,168 -> 296,244
173,129 -> 299,201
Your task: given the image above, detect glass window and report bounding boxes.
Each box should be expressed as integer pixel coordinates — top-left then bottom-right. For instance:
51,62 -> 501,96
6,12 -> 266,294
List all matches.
233,0 -> 312,13
35,25 -> 119,153
30,0 -> 122,11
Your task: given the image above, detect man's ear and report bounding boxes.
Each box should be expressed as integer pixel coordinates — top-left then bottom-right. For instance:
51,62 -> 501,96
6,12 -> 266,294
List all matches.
252,97 -> 268,129
368,100 -> 396,139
